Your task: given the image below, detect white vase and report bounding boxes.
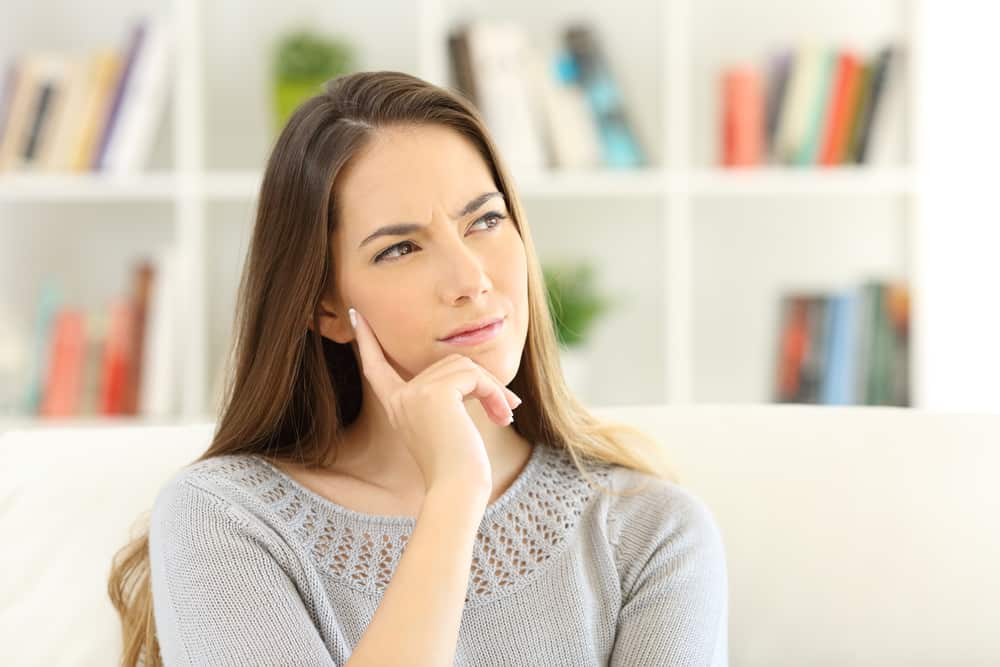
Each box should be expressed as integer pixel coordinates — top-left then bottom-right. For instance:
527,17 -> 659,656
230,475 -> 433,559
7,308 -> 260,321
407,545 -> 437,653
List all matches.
559,345 -> 592,402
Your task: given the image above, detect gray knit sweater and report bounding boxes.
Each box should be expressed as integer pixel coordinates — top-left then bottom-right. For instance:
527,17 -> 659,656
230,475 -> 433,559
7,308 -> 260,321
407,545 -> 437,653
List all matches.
148,441 -> 729,666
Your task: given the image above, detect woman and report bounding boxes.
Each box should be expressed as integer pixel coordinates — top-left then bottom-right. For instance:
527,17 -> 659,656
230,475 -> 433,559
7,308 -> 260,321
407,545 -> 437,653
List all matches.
108,70 -> 728,666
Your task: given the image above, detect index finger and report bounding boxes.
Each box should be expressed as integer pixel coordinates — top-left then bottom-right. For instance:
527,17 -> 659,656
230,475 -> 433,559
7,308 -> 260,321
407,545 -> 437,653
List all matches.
350,308 -> 404,395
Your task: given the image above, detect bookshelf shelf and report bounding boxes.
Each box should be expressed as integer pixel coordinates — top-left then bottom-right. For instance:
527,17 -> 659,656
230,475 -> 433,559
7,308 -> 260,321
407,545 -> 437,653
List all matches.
688,166 -> 915,196
513,167 -> 668,197
0,171 -> 179,202
0,166 -> 916,204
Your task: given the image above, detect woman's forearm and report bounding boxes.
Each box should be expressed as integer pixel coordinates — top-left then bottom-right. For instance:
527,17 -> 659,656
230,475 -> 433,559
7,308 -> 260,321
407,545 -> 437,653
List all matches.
344,484 -> 487,667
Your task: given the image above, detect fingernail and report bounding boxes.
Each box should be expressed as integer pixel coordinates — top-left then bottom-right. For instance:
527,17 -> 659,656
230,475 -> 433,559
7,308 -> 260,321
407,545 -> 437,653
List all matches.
348,308 -> 357,329
512,395 -> 523,408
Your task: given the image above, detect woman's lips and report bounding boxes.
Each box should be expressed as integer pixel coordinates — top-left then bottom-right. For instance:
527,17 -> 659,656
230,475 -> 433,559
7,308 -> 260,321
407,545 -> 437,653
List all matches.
440,317 -> 505,346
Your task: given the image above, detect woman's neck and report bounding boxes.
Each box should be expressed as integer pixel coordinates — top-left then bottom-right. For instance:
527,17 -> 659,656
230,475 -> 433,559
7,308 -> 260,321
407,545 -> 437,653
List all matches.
330,384 -> 533,503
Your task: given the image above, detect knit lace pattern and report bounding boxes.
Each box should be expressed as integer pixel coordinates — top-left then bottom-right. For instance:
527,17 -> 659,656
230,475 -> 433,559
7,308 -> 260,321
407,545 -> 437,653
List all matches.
185,443 -> 612,604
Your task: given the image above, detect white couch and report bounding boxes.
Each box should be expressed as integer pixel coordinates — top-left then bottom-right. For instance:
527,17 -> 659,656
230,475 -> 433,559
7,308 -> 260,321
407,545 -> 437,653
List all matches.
2,404 -> 998,666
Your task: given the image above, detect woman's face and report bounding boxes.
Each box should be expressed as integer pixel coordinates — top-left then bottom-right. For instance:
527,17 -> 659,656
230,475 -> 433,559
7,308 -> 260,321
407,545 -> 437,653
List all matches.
324,123 -> 529,386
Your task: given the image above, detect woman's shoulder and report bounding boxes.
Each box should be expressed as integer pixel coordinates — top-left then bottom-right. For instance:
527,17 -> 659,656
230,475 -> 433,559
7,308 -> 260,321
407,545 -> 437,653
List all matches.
600,462 -> 725,562
151,453 -> 278,523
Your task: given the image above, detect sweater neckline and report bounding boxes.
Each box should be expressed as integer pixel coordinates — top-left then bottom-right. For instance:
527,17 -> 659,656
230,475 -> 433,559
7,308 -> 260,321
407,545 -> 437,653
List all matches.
251,440 -> 549,529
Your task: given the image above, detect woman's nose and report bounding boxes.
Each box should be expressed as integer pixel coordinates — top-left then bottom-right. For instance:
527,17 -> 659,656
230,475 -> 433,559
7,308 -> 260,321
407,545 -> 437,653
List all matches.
438,234 -> 493,300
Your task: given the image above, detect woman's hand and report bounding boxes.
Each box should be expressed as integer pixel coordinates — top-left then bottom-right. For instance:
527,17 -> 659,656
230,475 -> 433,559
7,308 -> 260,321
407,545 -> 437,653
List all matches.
349,307 -> 522,496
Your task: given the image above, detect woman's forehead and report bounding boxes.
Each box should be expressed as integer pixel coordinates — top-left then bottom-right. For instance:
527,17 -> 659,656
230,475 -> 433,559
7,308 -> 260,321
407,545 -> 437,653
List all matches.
336,126 -> 498,232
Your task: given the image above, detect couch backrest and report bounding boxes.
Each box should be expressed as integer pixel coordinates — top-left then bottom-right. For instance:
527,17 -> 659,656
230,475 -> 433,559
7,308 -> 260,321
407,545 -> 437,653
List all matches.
590,404 -> 1000,666
2,404 -> 998,666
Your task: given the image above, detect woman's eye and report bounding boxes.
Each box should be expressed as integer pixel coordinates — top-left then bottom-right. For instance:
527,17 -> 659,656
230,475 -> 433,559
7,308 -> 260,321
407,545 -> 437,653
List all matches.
373,211 -> 507,263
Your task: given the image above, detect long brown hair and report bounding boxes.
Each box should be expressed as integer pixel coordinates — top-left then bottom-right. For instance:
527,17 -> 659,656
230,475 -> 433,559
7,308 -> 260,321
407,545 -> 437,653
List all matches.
107,70 -> 678,667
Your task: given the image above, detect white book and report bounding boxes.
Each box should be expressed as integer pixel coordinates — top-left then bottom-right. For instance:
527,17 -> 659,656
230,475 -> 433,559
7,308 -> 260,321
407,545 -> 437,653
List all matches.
139,246 -> 179,418
865,47 -> 906,166
103,13 -> 173,174
774,43 -> 822,164
465,19 -> 548,179
523,40 -> 601,170
0,54 -> 67,172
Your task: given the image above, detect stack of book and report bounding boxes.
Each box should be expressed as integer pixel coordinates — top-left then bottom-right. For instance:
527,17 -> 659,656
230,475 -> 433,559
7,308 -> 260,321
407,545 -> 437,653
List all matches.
773,279 -> 910,406
0,14 -> 172,174
448,20 -> 646,175
722,43 -> 901,167
18,248 -> 180,419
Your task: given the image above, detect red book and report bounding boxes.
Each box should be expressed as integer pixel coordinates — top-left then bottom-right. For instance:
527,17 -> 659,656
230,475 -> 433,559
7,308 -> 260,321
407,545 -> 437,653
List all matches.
122,260 -> 154,414
40,308 -> 86,416
99,298 -> 135,415
722,65 -> 765,166
819,51 -> 861,165
776,296 -> 810,401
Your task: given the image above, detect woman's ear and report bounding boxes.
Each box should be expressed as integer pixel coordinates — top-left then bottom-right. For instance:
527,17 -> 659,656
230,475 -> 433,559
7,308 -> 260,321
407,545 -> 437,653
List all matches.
307,301 -> 354,343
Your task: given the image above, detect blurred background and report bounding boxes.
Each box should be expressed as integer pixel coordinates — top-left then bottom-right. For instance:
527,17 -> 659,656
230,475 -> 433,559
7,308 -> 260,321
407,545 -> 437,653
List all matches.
1,0 -> 997,430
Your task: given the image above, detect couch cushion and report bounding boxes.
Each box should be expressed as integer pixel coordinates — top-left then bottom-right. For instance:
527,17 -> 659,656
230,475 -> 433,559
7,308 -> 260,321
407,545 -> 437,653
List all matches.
2,404 -> 999,665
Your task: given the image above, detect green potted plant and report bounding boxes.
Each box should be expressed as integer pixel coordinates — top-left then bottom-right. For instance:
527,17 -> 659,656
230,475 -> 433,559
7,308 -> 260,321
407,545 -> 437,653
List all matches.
542,260 -> 616,400
272,29 -> 356,133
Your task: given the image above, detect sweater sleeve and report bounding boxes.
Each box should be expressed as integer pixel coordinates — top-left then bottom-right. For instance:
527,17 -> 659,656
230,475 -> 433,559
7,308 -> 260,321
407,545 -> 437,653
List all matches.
148,477 -> 339,667
608,476 -> 729,667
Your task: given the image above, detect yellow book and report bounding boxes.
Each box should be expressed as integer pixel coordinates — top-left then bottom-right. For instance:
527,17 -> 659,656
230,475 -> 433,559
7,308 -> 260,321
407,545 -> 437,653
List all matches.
69,49 -> 123,172
41,56 -> 89,171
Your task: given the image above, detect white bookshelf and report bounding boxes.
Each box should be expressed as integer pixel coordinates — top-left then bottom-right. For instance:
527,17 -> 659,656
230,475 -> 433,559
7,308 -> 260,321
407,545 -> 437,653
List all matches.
7,0 -> 982,431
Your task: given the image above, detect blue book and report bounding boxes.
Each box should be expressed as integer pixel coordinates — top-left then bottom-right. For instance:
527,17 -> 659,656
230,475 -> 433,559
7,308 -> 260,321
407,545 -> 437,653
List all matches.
820,290 -> 859,404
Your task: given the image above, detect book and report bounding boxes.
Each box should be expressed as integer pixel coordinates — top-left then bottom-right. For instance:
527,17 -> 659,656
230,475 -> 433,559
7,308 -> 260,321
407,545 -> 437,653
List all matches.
818,51 -> 862,166
93,19 -> 147,170
22,279 -> 63,414
564,24 -> 644,169
39,308 -> 86,417
523,41 -> 602,169
852,46 -> 895,163
40,57 -> 90,171
447,27 -> 478,105
68,49 -> 123,171
764,50 -> 792,163
886,282 -> 910,406
774,294 -> 810,402
796,47 -> 836,165
862,45 -> 905,165
774,43 -> 821,164
0,57 -> 41,171
101,13 -> 173,173
722,64 -> 765,166
818,289 -> 859,404
0,60 -> 18,147
20,56 -> 70,169
462,19 -> 548,178
139,247 -> 179,417
99,297 -> 134,415
798,295 -> 829,401
121,258 -> 155,414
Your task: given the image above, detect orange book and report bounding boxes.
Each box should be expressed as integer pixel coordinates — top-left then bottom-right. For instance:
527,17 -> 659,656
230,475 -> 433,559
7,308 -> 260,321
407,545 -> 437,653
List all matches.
722,65 -> 765,166
776,296 -> 810,401
819,51 -> 862,165
40,308 -> 86,417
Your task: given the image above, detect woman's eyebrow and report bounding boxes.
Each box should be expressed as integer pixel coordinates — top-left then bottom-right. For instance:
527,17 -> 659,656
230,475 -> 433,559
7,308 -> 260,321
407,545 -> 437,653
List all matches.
357,191 -> 504,250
